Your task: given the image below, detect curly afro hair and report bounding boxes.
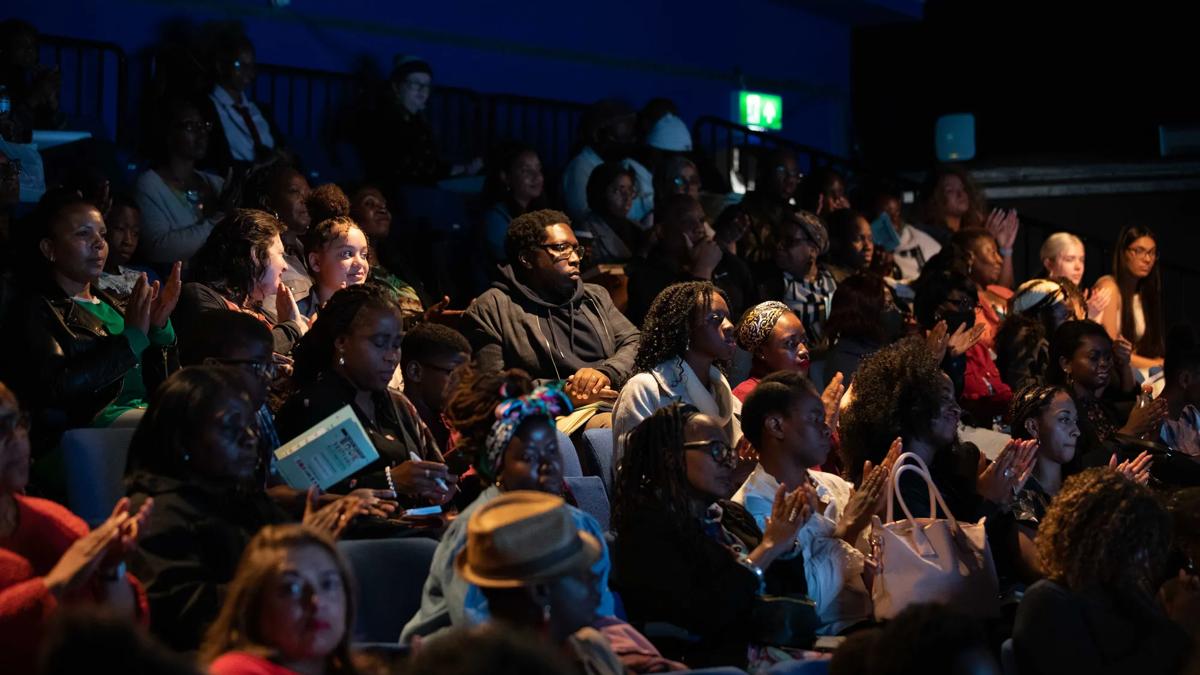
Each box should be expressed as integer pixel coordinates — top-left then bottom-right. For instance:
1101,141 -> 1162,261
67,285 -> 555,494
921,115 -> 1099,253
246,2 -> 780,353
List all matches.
443,367 -> 533,474
306,183 -> 351,225
1036,467 -> 1171,595
839,336 -> 946,483
633,281 -> 726,373
503,209 -> 571,264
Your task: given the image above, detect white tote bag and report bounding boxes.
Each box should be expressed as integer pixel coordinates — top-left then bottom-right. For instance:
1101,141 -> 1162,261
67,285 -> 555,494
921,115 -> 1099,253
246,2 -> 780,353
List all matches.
870,452 -> 999,620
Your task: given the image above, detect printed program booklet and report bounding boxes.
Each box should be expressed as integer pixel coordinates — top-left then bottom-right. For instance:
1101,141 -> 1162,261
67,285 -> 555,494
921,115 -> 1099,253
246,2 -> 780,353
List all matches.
273,405 -> 379,490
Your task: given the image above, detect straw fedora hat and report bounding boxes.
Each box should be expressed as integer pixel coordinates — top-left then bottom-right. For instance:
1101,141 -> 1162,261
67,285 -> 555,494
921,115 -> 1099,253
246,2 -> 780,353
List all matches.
456,491 -> 601,589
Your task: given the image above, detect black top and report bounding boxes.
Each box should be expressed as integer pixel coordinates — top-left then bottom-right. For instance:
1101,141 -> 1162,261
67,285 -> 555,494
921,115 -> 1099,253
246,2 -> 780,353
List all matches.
462,263 -> 640,388
275,371 -> 443,495
612,499 -> 808,669
174,282 -> 304,356
359,103 -> 446,189
1013,580 -> 1191,675
126,472 -> 290,651
2,283 -> 175,462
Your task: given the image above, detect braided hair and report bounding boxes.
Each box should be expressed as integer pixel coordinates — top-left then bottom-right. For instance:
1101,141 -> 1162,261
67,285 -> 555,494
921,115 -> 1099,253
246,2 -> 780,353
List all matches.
611,403 -> 702,537
634,281 -> 726,373
1008,384 -> 1070,440
443,367 -> 533,474
289,281 -> 398,387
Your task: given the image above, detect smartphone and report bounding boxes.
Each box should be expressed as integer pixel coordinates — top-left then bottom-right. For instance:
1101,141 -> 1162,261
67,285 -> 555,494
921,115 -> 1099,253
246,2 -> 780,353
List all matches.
402,505 -> 443,518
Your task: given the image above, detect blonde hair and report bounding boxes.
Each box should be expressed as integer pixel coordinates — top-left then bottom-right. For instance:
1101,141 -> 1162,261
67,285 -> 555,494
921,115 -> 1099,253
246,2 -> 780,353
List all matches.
1039,232 -> 1084,269
199,525 -> 357,673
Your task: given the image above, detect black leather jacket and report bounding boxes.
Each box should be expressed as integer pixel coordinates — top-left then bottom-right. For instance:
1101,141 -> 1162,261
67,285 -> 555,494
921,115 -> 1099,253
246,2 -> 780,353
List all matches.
7,282 -> 176,446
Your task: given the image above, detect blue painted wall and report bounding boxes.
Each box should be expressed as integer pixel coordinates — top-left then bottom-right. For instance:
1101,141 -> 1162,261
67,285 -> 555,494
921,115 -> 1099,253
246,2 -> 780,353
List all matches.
7,0 -> 852,155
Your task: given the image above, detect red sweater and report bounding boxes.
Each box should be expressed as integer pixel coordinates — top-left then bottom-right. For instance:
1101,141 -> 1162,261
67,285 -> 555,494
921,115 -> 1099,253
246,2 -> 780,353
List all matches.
0,494 -> 149,673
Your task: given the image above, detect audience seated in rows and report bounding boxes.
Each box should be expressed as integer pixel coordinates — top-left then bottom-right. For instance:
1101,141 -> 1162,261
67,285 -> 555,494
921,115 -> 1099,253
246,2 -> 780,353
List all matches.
3,24 -> 1199,673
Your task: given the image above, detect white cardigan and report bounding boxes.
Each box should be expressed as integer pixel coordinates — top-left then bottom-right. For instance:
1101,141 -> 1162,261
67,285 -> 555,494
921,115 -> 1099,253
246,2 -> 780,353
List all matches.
612,357 -> 742,464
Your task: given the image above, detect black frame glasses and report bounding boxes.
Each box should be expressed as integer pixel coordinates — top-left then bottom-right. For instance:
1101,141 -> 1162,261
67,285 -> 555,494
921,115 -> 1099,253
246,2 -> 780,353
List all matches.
536,242 -> 585,261
683,439 -> 738,467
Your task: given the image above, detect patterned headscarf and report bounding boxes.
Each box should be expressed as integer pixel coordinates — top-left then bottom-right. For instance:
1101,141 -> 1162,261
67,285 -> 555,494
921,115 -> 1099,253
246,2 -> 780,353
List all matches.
736,301 -> 789,351
480,384 -> 573,480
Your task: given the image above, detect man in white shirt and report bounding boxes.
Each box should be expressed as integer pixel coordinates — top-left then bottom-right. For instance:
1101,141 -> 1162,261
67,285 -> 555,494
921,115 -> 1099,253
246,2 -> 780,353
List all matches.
733,370 -> 889,634
207,33 -> 276,168
562,99 -> 653,225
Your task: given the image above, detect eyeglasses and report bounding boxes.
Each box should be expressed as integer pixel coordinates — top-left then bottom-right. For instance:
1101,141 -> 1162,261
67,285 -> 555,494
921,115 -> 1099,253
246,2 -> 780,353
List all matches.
0,160 -> 22,181
211,357 -> 277,380
609,184 -> 639,200
672,175 -> 701,188
1127,246 -> 1157,261
403,80 -> 431,93
683,439 -> 738,468
177,120 -> 213,134
0,411 -> 30,437
775,167 -> 801,180
536,242 -> 585,261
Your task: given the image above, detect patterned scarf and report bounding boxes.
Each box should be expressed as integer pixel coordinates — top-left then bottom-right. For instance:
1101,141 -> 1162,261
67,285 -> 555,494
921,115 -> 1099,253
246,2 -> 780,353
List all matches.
480,384 -> 573,480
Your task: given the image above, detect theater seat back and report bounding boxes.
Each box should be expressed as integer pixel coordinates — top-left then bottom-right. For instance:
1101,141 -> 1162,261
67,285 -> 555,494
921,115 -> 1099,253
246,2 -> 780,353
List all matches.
338,537 -> 440,643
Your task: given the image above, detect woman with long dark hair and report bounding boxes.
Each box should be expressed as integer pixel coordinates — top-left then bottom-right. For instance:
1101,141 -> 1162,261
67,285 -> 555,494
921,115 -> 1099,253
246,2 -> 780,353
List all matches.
612,282 -> 739,461
174,209 -> 307,355
1093,224 -> 1165,370
611,403 -> 810,669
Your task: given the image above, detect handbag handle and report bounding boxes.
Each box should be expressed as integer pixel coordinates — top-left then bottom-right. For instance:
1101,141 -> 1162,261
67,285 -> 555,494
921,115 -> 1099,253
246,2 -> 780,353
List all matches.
887,452 -> 961,533
885,452 -> 933,523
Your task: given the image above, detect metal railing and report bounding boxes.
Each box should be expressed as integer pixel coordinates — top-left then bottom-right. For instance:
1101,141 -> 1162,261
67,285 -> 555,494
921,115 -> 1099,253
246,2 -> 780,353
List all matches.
486,93 -> 588,171
37,35 -> 129,144
692,115 -> 867,193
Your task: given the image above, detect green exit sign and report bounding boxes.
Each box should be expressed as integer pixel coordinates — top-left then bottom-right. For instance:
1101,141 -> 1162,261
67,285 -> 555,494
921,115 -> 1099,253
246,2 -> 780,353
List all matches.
738,91 -> 783,131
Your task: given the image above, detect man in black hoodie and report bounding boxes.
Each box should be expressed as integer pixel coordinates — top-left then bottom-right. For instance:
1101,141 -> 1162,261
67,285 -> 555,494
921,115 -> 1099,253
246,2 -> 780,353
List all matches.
462,209 -> 639,407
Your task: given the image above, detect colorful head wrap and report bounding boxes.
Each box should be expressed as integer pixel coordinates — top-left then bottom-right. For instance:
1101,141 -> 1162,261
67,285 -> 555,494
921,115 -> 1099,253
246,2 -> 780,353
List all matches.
736,301 -> 790,351
480,383 -> 573,480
